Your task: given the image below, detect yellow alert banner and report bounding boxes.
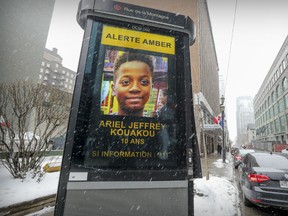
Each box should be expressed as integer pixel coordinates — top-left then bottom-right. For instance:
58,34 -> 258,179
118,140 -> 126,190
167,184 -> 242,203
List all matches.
101,26 -> 175,55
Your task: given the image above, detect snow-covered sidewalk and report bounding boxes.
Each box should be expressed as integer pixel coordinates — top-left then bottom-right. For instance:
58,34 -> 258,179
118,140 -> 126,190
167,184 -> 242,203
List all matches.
1,154 -> 239,215
0,156 -> 61,208
194,153 -> 240,215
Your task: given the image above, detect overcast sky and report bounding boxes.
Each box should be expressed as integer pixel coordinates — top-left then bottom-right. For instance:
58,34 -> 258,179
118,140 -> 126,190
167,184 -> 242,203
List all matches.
206,0 -> 288,141
46,0 -> 288,142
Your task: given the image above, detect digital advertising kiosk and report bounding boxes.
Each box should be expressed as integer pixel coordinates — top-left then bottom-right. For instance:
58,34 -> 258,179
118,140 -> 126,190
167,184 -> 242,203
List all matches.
55,0 -> 201,215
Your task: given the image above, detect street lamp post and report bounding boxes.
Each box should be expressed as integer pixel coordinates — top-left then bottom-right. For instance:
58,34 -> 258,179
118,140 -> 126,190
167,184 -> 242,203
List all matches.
220,95 -> 226,163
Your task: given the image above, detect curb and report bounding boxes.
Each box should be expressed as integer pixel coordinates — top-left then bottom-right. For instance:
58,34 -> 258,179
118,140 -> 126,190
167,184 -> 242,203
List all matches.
0,194 -> 56,216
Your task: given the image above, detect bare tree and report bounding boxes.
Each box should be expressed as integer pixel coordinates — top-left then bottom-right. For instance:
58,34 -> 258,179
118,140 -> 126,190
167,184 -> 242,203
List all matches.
0,81 -> 71,179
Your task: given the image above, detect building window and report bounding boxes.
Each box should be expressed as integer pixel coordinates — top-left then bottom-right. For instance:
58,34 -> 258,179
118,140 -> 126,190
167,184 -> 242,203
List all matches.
275,119 -> 280,133
278,98 -> 284,112
56,63 -> 59,68
283,60 -> 286,70
280,115 -> 286,131
39,74 -> 42,79
271,91 -> 275,102
40,68 -> 43,73
276,85 -> 282,97
270,107 -> 273,118
285,94 -> 288,108
283,77 -> 288,90
62,70 -> 66,74
277,69 -> 281,78
273,104 -> 278,115
47,63 -> 50,67
270,122 -> 274,133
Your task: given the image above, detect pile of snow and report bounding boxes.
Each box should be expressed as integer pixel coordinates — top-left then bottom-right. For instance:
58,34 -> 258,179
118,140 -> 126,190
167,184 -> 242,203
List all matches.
194,176 -> 238,216
0,156 -> 61,208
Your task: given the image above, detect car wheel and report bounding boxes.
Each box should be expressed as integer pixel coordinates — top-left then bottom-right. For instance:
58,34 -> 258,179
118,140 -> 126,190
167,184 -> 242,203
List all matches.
242,191 -> 252,207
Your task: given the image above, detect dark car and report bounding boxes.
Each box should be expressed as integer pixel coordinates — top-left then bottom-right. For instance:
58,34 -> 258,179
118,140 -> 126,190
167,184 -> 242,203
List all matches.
238,152 -> 288,210
233,148 -> 255,168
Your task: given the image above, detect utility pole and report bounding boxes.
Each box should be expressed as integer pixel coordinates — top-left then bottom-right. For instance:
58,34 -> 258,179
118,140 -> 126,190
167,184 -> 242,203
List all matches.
220,95 -> 226,163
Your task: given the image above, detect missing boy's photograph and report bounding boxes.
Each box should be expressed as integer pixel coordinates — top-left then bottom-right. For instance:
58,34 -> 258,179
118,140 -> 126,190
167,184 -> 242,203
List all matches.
111,52 -> 154,117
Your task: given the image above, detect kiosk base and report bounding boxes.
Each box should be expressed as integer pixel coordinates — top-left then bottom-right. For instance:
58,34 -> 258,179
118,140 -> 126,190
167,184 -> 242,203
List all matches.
64,181 -> 188,216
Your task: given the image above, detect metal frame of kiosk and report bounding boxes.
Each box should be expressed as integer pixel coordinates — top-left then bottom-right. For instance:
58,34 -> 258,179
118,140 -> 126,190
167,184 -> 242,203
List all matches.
55,0 -> 201,215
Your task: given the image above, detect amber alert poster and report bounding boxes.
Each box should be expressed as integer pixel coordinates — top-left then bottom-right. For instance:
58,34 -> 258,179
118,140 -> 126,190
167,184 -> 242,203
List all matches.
84,25 -> 178,168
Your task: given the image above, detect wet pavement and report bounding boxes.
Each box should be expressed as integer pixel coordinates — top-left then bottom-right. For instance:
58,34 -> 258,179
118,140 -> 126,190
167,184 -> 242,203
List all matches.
201,151 -> 234,181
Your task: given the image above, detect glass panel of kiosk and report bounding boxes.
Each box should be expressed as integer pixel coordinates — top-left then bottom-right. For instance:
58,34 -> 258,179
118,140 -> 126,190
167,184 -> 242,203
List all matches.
55,1 -> 200,216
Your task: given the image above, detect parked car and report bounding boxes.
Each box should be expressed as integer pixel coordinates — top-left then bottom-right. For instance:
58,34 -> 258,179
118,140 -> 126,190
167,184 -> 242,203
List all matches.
50,134 -> 66,150
231,146 -> 241,155
233,148 -> 255,168
282,148 -> 288,154
238,152 -> 288,210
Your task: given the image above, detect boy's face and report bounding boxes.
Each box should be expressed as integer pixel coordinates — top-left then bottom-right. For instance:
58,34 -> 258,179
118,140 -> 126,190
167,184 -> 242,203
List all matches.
113,61 -> 152,116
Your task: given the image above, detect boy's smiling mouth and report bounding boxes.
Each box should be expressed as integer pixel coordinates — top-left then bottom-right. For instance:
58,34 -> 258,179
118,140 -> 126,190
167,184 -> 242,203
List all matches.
126,97 -> 143,102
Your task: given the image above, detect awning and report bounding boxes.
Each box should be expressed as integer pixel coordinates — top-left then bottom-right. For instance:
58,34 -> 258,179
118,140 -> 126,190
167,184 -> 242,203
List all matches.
203,124 -> 222,131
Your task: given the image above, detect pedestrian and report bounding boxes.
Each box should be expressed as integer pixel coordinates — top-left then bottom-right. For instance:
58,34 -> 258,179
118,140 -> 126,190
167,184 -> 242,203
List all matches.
156,88 -> 177,159
217,144 -> 222,155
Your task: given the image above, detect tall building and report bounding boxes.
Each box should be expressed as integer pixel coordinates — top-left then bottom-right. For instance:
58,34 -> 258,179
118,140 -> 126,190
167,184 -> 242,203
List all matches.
118,0 -> 222,155
236,96 -> 255,145
246,124 -> 256,148
254,35 -> 288,147
0,0 -> 55,82
40,48 -> 76,94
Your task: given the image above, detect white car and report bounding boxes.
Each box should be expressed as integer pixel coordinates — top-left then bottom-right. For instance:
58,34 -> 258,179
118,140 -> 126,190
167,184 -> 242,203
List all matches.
281,148 -> 288,154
